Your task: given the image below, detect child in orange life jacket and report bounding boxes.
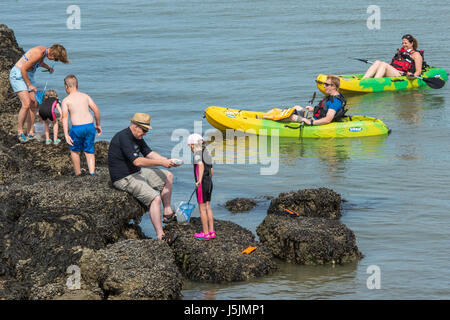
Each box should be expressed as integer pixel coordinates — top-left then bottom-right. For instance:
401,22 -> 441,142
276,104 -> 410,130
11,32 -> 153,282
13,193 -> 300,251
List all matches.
281,75 -> 345,126
38,89 -> 62,145
187,133 -> 215,240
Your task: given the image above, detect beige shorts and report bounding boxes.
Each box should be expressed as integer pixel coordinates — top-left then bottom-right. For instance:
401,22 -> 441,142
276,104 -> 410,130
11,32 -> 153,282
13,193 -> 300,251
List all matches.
113,168 -> 170,207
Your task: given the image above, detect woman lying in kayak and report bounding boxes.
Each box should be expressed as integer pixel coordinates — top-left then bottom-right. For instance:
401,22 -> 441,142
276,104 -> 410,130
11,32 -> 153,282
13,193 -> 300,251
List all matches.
363,34 -> 424,79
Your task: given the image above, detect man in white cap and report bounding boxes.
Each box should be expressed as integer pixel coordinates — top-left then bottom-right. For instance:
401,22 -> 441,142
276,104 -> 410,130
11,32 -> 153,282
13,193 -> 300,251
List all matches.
108,113 -> 179,243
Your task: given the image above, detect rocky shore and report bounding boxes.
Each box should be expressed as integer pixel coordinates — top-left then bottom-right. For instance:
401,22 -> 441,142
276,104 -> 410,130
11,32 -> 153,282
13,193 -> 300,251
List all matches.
0,24 -> 362,300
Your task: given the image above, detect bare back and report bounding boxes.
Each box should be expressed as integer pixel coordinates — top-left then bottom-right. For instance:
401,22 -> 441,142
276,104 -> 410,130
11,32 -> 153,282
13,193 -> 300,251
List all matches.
62,91 -> 94,126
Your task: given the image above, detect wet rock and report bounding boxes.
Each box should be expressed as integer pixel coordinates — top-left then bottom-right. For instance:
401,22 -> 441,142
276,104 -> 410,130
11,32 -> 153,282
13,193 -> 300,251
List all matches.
0,112 -> 109,177
5,207 -> 105,299
225,197 -> 257,213
256,214 -> 363,265
0,113 -> 19,147
0,278 -> 31,300
268,188 -> 342,220
0,24 -> 24,113
0,167 -> 146,243
79,239 -> 183,300
164,218 -> 277,282
0,146 -> 20,185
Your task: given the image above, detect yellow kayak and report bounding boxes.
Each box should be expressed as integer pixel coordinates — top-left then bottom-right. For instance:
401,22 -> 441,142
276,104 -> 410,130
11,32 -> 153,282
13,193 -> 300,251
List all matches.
205,106 -> 390,138
316,67 -> 448,94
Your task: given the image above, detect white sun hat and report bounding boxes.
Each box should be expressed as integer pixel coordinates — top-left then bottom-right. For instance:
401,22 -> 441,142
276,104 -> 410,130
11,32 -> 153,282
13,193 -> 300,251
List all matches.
187,133 -> 204,145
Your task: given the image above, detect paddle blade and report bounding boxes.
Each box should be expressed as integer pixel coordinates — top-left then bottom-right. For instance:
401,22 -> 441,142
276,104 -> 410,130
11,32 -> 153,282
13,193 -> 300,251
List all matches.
309,92 -> 316,105
353,58 -> 370,64
421,76 -> 446,89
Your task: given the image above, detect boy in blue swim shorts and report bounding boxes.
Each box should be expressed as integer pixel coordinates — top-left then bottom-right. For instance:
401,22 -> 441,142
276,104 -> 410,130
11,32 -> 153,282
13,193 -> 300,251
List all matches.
61,75 -> 102,176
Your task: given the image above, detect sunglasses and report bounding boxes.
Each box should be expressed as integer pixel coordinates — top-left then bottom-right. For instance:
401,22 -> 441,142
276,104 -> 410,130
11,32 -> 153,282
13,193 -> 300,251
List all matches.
402,34 -> 413,41
139,126 -> 149,133
324,82 -> 334,87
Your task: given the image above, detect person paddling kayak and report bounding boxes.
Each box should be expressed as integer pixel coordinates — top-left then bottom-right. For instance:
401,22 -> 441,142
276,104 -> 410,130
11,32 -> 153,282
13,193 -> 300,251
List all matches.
362,34 -> 426,79
279,75 -> 346,126
9,44 -> 70,143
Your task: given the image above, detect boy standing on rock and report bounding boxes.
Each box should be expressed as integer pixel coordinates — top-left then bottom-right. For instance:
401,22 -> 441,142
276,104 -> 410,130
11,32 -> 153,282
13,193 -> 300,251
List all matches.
61,74 -> 102,176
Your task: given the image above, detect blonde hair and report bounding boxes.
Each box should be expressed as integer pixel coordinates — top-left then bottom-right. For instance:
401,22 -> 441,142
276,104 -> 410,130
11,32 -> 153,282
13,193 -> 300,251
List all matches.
192,142 -> 204,153
64,74 -> 78,88
49,44 -> 70,64
44,89 -> 58,99
327,75 -> 340,89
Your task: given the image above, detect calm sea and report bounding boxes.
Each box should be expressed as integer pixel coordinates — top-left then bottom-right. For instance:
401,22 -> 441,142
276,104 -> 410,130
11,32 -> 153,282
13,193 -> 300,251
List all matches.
2,0 -> 449,299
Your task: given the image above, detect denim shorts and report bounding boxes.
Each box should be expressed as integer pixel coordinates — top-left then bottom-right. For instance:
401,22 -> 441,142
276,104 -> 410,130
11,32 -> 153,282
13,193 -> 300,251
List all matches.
9,66 -> 36,93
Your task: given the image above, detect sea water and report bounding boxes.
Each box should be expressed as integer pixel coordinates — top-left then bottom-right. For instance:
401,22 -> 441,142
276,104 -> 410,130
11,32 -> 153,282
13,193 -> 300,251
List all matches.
2,0 -> 449,299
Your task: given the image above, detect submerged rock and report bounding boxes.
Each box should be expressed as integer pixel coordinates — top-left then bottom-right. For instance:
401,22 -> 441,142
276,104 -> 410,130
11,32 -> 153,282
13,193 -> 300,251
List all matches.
164,218 -> 277,282
256,214 -> 363,265
268,188 -> 342,220
225,197 -> 257,213
79,239 -> 183,300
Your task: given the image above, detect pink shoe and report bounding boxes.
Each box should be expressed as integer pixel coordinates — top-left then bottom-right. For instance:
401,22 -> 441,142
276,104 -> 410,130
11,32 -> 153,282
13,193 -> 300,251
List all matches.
208,231 -> 216,239
194,232 -> 211,240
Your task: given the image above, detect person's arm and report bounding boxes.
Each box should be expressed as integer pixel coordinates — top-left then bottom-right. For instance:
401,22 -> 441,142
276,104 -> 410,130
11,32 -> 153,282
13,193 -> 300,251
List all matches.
88,96 -> 102,135
195,162 -> 205,188
301,109 -> 335,126
61,99 -> 73,146
411,52 -> 423,77
20,47 -> 45,92
146,150 -> 167,160
20,62 -> 36,92
133,153 -> 173,168
56,103 -> 63,121
210,167 -> 213,178
40,62 -> 54,73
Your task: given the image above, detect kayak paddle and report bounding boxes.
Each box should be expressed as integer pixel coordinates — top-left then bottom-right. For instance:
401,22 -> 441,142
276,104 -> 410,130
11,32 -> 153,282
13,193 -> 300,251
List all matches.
406,74 -> 445,89
300,92 -> 317,138
353,58 -> 446,89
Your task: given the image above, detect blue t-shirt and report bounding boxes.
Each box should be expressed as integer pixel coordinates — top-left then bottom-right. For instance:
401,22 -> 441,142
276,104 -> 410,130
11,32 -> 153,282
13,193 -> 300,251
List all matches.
313,96 -> 343,120
108,127 -> 152,183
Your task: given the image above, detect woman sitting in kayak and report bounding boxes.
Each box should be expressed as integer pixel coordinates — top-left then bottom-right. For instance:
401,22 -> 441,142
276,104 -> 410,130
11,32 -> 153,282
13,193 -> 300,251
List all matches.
362,34 -> 423,79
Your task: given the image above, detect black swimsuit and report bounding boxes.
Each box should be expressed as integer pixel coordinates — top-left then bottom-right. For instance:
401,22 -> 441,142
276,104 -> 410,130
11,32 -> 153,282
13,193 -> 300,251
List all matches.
38,97 -> 59,121
193,148 -> 213,204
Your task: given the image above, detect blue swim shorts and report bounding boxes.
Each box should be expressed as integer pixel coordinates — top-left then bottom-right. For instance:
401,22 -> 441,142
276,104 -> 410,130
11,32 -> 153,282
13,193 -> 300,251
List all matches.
9,66 -> 36,93
69,122 -> 97,154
